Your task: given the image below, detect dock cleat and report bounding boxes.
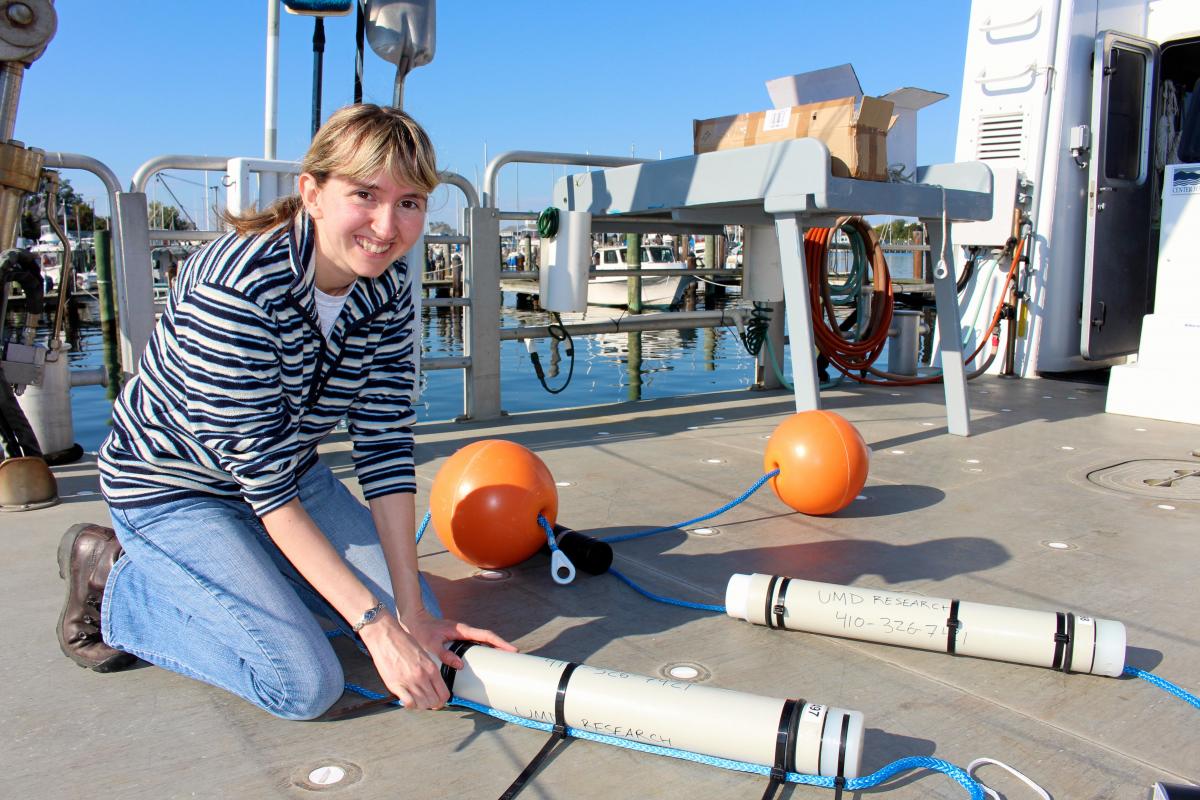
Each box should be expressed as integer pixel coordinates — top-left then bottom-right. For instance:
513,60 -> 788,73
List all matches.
56,523 -> 138,673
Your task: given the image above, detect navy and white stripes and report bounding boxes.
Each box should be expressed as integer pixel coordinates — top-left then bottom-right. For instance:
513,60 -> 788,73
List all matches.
99,213 -> 418,517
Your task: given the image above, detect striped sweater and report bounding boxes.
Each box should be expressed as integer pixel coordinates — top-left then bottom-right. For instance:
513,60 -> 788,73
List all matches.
99,213 -> 419,516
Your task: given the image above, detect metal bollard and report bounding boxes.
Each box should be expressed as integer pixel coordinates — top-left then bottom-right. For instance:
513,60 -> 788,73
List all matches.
887,309 -> 923,376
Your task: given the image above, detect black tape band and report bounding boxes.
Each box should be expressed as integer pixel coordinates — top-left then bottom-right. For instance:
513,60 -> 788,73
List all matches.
946,600 -> 961,654
773,578 -> 792,630
785,698 -> 804,774
1052,612 -> 1075,672
1064,612 -> 1077,673
498,662 -> 578,800
835,713 -> 851,795
761,698 -> 801,800
552,662 -> 579,735
764,575 -> 781,629
823,711 -> 852,800
1088,617 -> 1098,675
441,640 -> 477,694
1051,613 -> 1064,668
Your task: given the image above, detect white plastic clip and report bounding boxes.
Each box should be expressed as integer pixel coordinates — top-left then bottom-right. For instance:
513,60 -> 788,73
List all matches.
934,188 -> 951,280
550,548 -> 576,585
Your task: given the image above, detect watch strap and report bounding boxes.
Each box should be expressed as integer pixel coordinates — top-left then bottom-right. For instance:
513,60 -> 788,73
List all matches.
352,600 -> 386,633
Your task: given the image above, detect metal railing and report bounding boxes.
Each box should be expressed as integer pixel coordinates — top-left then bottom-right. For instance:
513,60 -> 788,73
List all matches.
44,152 -> 154,374
40,149 -> 762,422
451,150 -> 756,420
482,150 -> 650,208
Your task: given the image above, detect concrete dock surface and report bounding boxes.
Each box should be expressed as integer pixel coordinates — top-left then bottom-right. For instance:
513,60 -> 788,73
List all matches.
4,376 -> 1197,798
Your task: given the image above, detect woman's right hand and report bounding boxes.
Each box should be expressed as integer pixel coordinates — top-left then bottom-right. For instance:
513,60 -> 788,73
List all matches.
358,615 -> 450,709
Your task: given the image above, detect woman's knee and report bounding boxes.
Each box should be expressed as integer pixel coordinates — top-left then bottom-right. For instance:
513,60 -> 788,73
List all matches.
260,641 -> 346,721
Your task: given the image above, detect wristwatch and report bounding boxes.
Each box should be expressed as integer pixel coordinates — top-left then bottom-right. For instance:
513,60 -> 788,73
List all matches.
352,600 -> 386,633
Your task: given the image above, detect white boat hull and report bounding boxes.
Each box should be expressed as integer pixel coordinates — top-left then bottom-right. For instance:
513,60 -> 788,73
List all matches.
502,273 -> 696,309
585,273 -> 694,308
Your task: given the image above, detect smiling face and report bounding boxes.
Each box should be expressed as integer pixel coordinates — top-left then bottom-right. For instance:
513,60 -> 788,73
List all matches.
299,171 -> 428,295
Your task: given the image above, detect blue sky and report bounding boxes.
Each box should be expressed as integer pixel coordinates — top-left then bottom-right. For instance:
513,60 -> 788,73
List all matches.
18,1 -> 972,228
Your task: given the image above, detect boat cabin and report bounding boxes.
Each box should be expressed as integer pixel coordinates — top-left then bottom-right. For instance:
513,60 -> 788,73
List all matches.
594,244 -> 684,268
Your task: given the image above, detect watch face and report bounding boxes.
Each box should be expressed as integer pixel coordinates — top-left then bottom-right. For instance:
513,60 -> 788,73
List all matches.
355,602 -> 383,631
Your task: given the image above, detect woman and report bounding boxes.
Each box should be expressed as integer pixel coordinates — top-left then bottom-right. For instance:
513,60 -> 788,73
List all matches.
56,104 -> 513,719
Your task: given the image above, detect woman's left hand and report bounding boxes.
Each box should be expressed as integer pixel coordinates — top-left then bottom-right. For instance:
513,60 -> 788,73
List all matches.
399,608 -> 518,670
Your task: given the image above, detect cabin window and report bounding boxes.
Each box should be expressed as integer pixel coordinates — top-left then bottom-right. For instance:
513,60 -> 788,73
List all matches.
1104,46 -> 1146,182
604,250 -> 620,264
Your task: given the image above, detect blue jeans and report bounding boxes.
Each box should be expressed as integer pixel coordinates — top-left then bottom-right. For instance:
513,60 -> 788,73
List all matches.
101,462 -> 441,720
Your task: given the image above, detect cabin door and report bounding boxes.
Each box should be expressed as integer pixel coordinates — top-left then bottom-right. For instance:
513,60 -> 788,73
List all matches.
1081,31 -> 1159,361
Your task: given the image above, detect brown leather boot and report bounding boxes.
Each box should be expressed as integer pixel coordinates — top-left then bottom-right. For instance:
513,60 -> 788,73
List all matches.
56,523 -> 138,672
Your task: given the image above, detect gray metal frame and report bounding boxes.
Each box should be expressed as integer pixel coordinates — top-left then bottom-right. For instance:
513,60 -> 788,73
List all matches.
43,152 -> 155,378
460,150 -> 701,421
61,144 -> 990,430
554,139 -> 993,436
483,150 -> 649,208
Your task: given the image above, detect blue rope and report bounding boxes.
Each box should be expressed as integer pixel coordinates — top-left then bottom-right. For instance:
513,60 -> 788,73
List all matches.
1124,666 -> 1200,708
607,566 -> 726,613
340,682 -> 983,797
415,510 -> 431,545
601,469 -> 779,544
848,756 -> 984,798
537,513 -> 560,552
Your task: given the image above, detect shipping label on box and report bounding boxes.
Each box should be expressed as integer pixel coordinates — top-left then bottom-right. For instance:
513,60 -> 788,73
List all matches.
693,94 -> 894,181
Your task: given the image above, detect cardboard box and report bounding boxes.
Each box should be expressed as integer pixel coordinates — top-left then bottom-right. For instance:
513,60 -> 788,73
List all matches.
693,96 -> 894,181
693,63 -> 946,182
877,87 -> 947,179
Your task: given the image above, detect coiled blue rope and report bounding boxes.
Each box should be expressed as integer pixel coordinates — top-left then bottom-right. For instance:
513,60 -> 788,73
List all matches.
340,681 -> 984,798
1124,666 -> 1200,708
601,468 -> 779,544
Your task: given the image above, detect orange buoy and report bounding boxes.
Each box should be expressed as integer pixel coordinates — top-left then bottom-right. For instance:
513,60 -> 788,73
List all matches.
430,439 -> 559,569
763,411 -> 869,515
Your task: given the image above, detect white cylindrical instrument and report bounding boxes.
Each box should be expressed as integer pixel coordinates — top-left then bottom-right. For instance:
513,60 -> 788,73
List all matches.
741,224 -> 784,302
725,574 -> 1126,677
539,210 -> 591,312
447,643 -> 865,778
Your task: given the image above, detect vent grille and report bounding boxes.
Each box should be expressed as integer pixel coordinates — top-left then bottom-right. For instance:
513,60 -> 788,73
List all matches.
976,114 -> 1025,161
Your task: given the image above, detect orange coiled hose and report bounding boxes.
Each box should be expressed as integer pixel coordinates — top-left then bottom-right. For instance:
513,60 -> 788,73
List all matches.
802,221 -> 1023,387
804,217 -> 894,375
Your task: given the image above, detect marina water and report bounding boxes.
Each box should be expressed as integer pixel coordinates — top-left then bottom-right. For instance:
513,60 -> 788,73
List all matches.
34,293 -> 764,453
23,248 -> 921,453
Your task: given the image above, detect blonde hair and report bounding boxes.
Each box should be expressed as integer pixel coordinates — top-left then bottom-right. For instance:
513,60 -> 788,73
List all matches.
223,104 -> 439,236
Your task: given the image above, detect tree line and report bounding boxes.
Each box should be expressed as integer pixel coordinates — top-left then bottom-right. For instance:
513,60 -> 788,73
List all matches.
19,177 -> 194,240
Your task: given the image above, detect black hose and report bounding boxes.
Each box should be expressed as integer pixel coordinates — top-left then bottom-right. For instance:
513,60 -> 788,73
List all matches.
0,249 -> 45,320
0,249 -> 48,458
1001,229 -> 1031,376
738,302 -> 772,356
956,248 -> 977,294
527,311 -> 575,394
